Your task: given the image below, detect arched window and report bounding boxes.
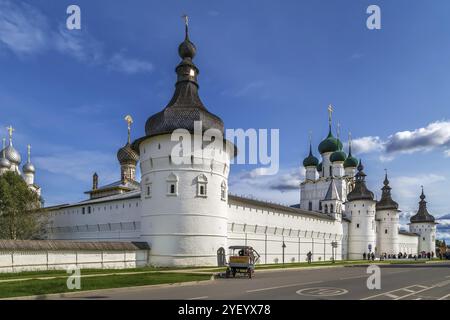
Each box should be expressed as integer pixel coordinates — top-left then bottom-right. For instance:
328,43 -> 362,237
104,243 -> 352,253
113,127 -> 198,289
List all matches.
319,202 -> 322,211
330,204 -> 334,213
145,182 -> 152,198
325,204 -> 328,214
166,173 -> 179,196
308,201 -> 312,211
196,174 -> 208,197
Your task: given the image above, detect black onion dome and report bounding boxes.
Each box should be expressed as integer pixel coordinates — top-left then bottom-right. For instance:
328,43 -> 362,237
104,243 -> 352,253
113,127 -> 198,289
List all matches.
410,189 -> 436,223
178,37 -> 196,59
117,143 -> 139,165
347,160 -> 375,202
376,173 -> 399,210
144,24 -> 224,138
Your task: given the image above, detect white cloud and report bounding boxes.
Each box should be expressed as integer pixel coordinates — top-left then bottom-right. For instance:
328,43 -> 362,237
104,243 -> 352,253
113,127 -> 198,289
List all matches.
0,0 -> 48,55
228,166 -> 304,205
385,120 -> 450,154
351,136 -> 384,154
391,174 -> 445,201
351,120 -> 450,160
234,80 -> 265,97
34,148 -> 117,183
109,52 -> 154,74
54,26 -> 103,63
0,0 -> 153,75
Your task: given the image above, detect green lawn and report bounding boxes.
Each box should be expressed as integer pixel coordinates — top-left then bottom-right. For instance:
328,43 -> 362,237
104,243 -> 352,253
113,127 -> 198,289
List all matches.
0,272 -> 211,299
0,265 -> 223,281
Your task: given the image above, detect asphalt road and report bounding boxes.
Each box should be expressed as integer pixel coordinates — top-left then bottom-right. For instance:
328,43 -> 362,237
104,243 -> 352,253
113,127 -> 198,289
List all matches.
51,262 -> 450,300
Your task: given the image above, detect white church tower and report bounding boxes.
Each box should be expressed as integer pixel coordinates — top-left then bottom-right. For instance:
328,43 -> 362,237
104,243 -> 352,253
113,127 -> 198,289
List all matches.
346,160 -> 377,259
375,171 -> 400,256
409,187 -> 437,255
321,177 -> 343,221
133,18 -> 235,266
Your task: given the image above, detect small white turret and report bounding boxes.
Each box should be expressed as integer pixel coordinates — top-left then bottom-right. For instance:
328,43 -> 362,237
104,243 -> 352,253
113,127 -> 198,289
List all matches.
346,160 -> 377,259
375,171 -> 400,256
409,187 -> 437,255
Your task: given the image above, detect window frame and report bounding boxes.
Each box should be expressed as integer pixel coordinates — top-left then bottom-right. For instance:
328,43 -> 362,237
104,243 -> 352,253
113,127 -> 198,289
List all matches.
196,174 -> 208,198
166,173 -> 179,196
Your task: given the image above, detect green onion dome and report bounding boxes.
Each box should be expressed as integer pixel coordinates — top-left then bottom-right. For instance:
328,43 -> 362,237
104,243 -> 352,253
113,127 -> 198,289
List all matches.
330,150 -> 346,162
318,130 -> 343,154
303,144 -> 319,167
330,142 -> 346,162
344,155 -> 358,168
344,141 -> 358,168
317,162 -> 323,172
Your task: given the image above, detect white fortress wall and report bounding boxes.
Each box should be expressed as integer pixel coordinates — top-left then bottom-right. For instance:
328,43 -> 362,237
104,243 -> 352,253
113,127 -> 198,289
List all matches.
398,233 -> 419,255
227,197 -> 345,264
0,241 -> 149,273
47,194 -> 142,241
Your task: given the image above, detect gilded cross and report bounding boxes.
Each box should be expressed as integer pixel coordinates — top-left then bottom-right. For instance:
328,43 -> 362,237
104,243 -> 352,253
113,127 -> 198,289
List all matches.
181,14 -> 189,27
124,115 -> 133,144
6,125 -> 14,145
327,104 -> 333,126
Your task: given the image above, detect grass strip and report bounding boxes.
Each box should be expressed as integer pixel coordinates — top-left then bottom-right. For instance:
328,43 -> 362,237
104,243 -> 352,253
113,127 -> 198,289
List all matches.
0,272 -> 210,299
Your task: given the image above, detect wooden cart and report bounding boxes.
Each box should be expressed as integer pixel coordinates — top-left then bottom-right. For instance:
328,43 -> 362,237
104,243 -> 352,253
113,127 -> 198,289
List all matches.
225,246 -> 260,279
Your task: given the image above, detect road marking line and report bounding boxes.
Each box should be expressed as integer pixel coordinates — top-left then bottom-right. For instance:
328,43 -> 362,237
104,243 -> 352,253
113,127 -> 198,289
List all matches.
411,285 -> 428,289
438,294 -> 450,300
188,296 -> 209,300
414,298 -> 422,300
395,281 -> 450,300
246,280 -> 323,293
361,285 -> 429,300
401,289 -> 415,293
385,293 -> 399,298
340,275 -> 367,280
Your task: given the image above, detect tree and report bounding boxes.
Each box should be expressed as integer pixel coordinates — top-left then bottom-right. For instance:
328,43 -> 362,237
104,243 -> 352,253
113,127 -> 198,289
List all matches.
0,171 -> 47,240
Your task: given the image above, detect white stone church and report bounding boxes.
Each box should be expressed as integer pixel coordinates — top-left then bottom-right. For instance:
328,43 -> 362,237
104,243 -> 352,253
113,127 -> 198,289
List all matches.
0,127 -> 41,196
43,24 -> 436,267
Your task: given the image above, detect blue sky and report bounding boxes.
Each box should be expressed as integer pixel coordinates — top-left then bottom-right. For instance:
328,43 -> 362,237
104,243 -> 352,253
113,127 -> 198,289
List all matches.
0,0 -> 449,240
